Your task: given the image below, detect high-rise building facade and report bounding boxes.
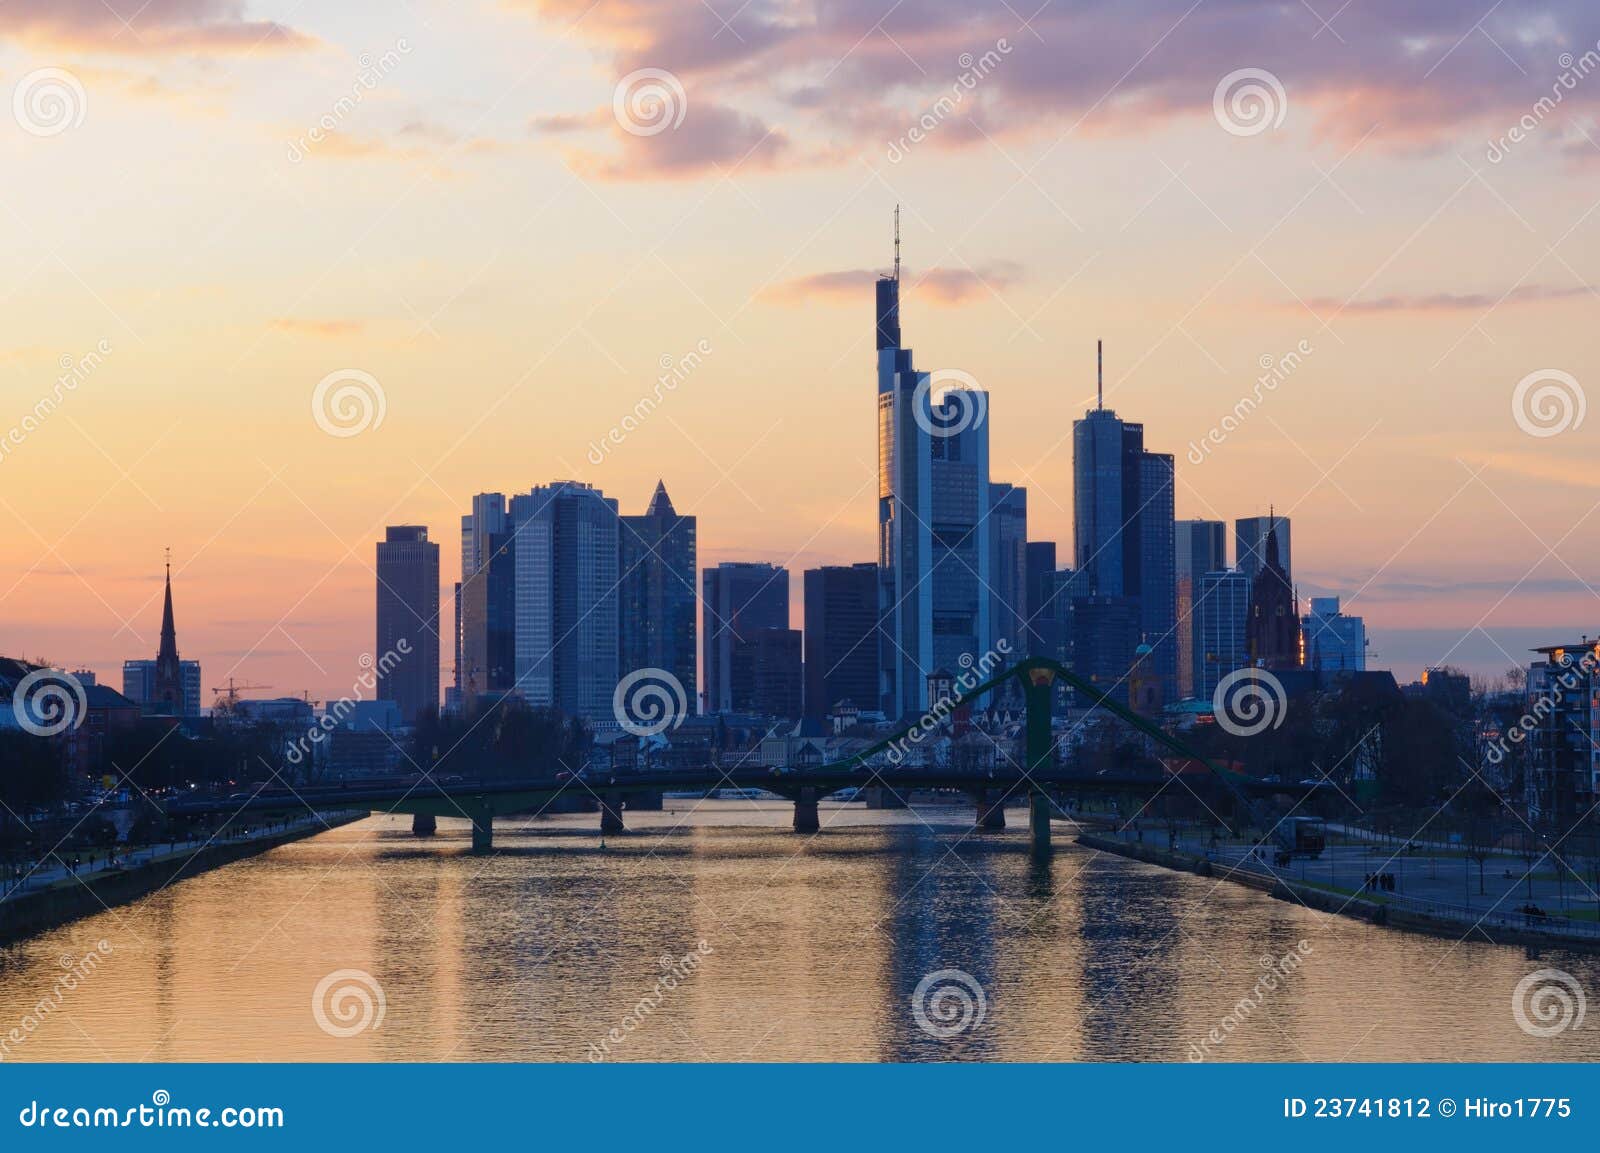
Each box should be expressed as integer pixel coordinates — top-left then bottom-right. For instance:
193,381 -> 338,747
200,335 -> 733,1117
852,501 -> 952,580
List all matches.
1236,515 -> 1291,584
1071,362 -> 1177,702
460,529 -> 517,699
619,481 -> 697,704
875,229 -> 993,720
736,627 -> 804,720
1302,595 -> 1366,672
375,525 -> 441,723
1196,569 -> 1251,700
703,562 -> 789,714
803,563 -> 878,719
509,482 -> 620,723
1024,542 -> 1057,659
1174,519 -> 1227,699
990,483 -> 1029,659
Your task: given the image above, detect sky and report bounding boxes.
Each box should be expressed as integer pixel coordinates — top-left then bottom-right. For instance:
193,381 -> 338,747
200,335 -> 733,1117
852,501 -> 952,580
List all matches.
2,0 -> 1600,702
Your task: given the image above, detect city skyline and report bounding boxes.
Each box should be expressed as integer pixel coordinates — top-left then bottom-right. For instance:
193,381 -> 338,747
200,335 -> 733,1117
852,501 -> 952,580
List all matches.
5,3 -> 1600,701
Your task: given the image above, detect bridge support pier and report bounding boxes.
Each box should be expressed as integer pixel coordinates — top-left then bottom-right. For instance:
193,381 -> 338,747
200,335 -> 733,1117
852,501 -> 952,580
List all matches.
412,813 -> 437,837
1029,792 -> 1052,854
976,791 -> 1006,831
600,792 -> 625,835
793,787 -> 819,834
469,811 -> 493,854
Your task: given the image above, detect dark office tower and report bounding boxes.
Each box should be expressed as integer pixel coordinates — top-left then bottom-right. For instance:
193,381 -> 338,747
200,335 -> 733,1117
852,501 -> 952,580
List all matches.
1247,521 -> 1299,670
1024,542 -> 1057,658
1236,514 -> 1291,584
619,480 -> 698,703
376,525 -> 441,724
735,627 -> 804,720
1071,346 -> 1177,700
703,562 -> 789,714
876,214 -> 992,720
461,529 -> 517,700
803,563 -> 878,720
990,483 -> 1028,658
1174,519 -> 1227,699
1070,595 -> 1141,708
510,482 -> 620,723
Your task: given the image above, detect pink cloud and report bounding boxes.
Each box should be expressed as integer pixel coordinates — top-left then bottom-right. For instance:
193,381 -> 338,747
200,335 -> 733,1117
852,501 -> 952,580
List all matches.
0,1 -> 312,54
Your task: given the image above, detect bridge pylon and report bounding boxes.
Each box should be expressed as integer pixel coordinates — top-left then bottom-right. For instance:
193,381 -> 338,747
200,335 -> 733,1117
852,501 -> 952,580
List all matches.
600,792 -> 625,835
793,787 -> 820,834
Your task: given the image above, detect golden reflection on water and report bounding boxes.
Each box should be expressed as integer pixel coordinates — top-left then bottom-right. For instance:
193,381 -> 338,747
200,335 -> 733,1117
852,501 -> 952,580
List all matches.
1,803 -> 1597,1062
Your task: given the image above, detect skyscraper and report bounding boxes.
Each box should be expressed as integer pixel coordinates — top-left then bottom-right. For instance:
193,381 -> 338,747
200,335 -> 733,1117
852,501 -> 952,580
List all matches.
375,525 -> 441,723
122,560 -> 201,717
703,562 -> 789,714
1197,568 -> 1252,700
737,627 -> 803,720
876,213 -> 993,720
460,529 -> 516,699
457,493 -> 507,700
1303,596 -> 1366,672
1024,542 -> 1057,660
619,480 -> 697,705
1071,344 -> 1177,701
803,563 -> 878,719
509,481 -> 620,723
990,483 -> 1029,658
1236,515 -> 1291,584
1174,519 -> 1227,699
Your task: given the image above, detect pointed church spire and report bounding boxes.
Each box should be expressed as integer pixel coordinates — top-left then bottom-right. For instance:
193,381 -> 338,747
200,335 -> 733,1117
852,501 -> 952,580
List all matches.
155,551 -> 183,711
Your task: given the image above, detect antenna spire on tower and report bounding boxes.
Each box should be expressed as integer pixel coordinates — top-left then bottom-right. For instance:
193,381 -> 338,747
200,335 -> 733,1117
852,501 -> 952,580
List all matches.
1097,340 -> 1103,410
893,204 -> 901,283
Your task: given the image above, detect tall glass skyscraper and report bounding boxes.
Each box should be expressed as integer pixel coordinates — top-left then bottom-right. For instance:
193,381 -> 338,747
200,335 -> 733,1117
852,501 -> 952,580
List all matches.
1197,568 -> 1252,700
619,480 -> 697,704
508,481 -> 620,725
702,562 -> 789,714
375,525 -> 440,723
1174,519 -> 1227,699
1072,377 -> 1176,703
875,233 -> 993,720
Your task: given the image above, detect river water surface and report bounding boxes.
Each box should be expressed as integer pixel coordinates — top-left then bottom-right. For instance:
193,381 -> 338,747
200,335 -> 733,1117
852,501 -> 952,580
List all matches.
2,802 -> 1596,1062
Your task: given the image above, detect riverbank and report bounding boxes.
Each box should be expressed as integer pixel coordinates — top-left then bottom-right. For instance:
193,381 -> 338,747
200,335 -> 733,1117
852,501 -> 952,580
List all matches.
1076,829 -> 1600,954
0,810 -> 367,946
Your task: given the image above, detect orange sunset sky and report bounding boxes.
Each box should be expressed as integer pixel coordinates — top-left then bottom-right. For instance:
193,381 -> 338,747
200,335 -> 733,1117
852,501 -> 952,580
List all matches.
3,0 -> 1600,701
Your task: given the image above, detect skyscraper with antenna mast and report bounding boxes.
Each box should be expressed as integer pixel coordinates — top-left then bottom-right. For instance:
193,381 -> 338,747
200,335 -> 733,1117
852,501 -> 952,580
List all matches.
874,207 -> 994,720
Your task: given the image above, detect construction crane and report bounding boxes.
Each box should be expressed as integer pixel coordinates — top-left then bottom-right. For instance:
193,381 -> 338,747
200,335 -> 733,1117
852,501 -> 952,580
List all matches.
211,678 -> 271,714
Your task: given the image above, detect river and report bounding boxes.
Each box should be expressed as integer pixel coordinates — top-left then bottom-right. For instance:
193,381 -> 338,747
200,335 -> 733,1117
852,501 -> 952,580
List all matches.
1,802 -> 1595,1062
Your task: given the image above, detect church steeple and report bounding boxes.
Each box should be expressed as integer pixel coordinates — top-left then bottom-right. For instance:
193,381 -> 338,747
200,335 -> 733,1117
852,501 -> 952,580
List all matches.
155,551 -> 183,712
